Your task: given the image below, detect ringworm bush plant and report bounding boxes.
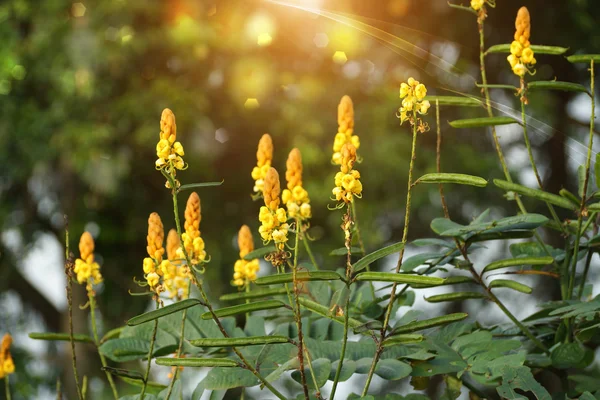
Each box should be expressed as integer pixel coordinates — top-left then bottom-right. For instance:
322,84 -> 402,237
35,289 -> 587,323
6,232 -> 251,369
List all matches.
19,2 -> 600,400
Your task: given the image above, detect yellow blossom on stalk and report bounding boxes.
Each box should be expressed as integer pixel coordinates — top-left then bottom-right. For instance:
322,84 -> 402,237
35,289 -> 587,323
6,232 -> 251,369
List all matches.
398,77 -> 430,127
232,225 -> 260,287
175,192 -> 207,267
332,96 -> 360,165
73,232 -> 103,292
162,229 -> 190,299
142,212 -> 165,293
0,334 -> 15,378
507,7 -> 536,77
282,148 -> 311,220
155,108 -> 186,188
470,0 -> 485,10
332,143 -> 363,205
258,168 -> 289,250
251,134 -> 274,194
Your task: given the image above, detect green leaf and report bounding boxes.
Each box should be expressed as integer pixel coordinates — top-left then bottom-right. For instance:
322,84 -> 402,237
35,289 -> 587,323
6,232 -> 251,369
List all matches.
243,246 -> 276,260
353,320 -> 383,334
425,292 -> 486,303
475,83 -> 519,91
254,271 -> 343,285
354,272 -> 445,286
297,297 -> 363,329
489,279 -> 533,294
486,43 -> 568,55
127,299 -> 203,326
352,241 -> 405,273
401,252 -> 445,272
567,54 -> 600,64
559,188 -> 581,207
494,179 -> 577,210
155,357 -> 239,367
190,336 -> 289,347
219,287 -> 289,302
432,214 -> 549,237
551,343 -> 585,369
197,368 -> 257,391
178,181 -> 224,191
99,337 -> 151,362
100,327 -> 123,344
449,116 -> 519,129
415,173 -> 487,187
382,334 -> 424,347
528,80 -> 589,95
101,366 -> 144,381
118,376 -> 167,394
292,358 -> 331,388
423,95 -> 481,107
201,300 -> 286,320
496,366 -> 551,400
391,313 -> 469,335
374,359 -> 412,380
330,246 -> 362,256
29,332 -> 94,343
482,256 -> 554,274
595,153 -> 600,191
329,359 -> 356,382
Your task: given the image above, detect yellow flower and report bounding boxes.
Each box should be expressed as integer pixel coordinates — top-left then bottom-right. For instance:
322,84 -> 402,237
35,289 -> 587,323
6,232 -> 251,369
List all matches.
177,192 -> 207,267
332,96 -> 360,164
0,334 -> 15,378
147,212 -> 165,261
252,134 -> 274,193
147,272 -> 160,288
166,229 -> 180,261
332,143 -> 362,205
470,0 -> 485,11
263,167 -> 281,211
508,7 -> 535,77
232,226 -> 261,288
398,78 -> 429,126
156,108 -> 185,187
259,168 -> 288,249
283,148 -> 311,222
74,232 -> 103,290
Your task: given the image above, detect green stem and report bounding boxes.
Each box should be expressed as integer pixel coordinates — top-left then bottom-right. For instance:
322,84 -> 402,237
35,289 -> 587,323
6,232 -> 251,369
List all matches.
351,201 -> 375,299
330,207 -> 353,400
302,231 -> 320,270
64,219 -> 83,400
304,348 -> 322,399
89,294 -> 119,399
5,376 -> 10,400
570,61 -> 596,301
519,90 -> 543,188
577,250 -> 594,299
293,218 -> 310,400
169,181 -> 286,400
363,112 -> 419,396
435,100 -> 450,219
140,299 -> 160,400
164,305 -> 188,400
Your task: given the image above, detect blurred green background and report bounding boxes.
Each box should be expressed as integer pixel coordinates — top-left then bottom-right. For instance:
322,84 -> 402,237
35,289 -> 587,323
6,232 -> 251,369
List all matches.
1,0 -> 599,398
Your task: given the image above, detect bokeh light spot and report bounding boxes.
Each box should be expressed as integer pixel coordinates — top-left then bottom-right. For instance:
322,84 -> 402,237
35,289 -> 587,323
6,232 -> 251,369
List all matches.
313,33 -> 329,48
244,98 -> 260,109
257,33 -> 273,47
333,51 -> 348,65
72,2 -> 86,18
11,65 -> 26,80
215,128 -> 229,143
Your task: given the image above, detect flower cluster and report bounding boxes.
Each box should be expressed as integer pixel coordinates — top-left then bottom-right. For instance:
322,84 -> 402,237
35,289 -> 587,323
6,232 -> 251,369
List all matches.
142,213 -> 192,299
507,7 -> 536,77
0,334 -> 14,379
175,192 -> 208,267
332,96 -> 360,165
74,232 -> 103,291
258,167 -> 289,250
251,134 -> 274,194
332,143 -> 363,204
470,0 -> 485,10
398,77 -> 430,127
282,148 -> 311,220
142,212 -> 166,293
233,225 -> 260,287
155,108 -> 186,188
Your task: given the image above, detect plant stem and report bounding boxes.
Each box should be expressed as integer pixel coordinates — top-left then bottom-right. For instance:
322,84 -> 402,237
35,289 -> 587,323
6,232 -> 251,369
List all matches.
64,217 -> 83,400
140,299 -> 160,400
293,218 -> 309,400
351,201 -> 376,299
362,112 -> 419,396
89,294 -> 119,399
435,100 -> 450,219
330,207 -> 353,400
519,87 -> 543,188
303,347 -> 322,399
5,376 -> 10,400
302,230 -> 320,270
169,184 -> 286,400
164,305 -> 187,400
577,250 -> 594,299
570,61 -> 596,301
